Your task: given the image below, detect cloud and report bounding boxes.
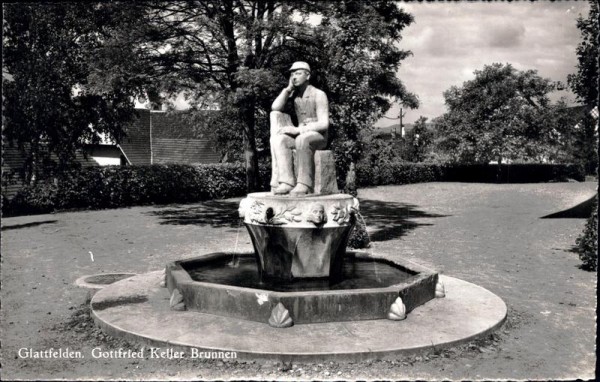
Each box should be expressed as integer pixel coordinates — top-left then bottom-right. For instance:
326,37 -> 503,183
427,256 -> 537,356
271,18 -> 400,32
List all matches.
486,23 -> 525,48
377,1 -> 591,125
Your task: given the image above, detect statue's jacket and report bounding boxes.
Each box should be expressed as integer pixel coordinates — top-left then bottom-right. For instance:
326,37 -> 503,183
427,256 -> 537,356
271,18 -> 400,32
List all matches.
285,84 -> 328,142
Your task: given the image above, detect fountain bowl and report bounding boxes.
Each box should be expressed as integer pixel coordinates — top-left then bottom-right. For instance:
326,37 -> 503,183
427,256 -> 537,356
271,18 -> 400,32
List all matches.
239,192 -> 359,280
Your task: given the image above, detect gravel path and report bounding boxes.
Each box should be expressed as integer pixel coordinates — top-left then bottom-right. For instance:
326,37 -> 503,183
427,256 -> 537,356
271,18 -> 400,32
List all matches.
1,181 -> 596,380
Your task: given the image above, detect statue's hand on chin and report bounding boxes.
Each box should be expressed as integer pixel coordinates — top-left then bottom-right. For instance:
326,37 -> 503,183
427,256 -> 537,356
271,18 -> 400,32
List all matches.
285,76 -> 295,93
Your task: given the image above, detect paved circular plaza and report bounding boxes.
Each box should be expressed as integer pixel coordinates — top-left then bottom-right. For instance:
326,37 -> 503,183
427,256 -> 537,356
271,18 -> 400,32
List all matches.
92,271 -> 507,362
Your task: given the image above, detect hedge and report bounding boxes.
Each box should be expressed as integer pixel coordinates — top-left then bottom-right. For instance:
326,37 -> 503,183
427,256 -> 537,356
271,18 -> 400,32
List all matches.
355,162 -> 441,187
439,163 -> 586,183
2,161 -> 586,217
2,163 -> 270,216
356,162 -> 585,187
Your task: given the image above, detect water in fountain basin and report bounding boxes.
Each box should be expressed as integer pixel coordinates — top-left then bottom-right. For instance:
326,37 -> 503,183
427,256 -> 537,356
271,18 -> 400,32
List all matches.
228,219 -> 243,268
354,211 -> 381,282
183,253 -> 415,293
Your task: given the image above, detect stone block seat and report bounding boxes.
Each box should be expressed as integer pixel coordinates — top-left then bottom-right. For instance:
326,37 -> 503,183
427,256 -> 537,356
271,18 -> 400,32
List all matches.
293,149 -> 339,195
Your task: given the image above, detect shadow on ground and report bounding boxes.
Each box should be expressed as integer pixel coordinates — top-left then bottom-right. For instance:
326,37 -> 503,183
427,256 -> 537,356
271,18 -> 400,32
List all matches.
148,198 -> 448,241
541,193 -> 597,219
1,220 -> 58,231
358,199 -> 448,242
148,200 -> 241,228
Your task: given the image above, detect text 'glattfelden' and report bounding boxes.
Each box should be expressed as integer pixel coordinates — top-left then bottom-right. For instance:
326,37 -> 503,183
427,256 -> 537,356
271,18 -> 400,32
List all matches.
17,347 -> 237,360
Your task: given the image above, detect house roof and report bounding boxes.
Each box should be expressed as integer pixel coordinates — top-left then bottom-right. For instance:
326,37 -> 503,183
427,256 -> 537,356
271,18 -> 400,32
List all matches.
118,109 -> 220,165
120,109 -> 152,165
2,144 -> 99,172
563,104 -> 593,120
153,138 -> 221,164
2,144 -> 98,198
151,110 -> 213,139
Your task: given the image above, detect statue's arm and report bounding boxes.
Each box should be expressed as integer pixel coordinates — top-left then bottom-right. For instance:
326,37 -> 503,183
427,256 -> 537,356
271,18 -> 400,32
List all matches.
271,88 -> 293,111
272,77 -> 295,111
300,91 -> 329,134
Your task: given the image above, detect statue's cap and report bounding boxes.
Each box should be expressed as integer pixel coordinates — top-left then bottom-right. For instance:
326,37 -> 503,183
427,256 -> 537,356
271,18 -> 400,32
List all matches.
289,61 -> 311,72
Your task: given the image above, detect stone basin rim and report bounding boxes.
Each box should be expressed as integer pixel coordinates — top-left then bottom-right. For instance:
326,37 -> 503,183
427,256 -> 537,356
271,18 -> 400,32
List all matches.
168,251 -> 437,297
246,191 -> 355,200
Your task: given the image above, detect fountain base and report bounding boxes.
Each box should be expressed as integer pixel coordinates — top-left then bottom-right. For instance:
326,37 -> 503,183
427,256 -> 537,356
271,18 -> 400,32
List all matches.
166,252 -> 437,325
91,271 -> 507,361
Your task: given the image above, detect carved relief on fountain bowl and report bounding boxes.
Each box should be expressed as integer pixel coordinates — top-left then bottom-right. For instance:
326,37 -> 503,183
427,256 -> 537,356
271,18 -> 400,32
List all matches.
238,192 -> 359,228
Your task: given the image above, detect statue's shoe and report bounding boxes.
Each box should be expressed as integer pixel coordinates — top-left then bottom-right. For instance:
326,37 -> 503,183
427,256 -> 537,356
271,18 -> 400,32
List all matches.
290,183 -> 313,196
273,183 -> 294,195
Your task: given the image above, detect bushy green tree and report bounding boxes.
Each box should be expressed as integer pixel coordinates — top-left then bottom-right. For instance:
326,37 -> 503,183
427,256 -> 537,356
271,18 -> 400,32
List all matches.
403,116 -> 434,162
567,1 -> 599,175
358,132 -> 404,179
2,3 -> 141,183
548,104 -> 598,175
576,198 -> 598,271
435,63 -> 558,165
567,1 -> 599,106
310,1 -> 419,188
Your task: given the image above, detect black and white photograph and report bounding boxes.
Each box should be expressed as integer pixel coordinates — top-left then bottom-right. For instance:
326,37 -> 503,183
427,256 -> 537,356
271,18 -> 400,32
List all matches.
1,1 -> 598,380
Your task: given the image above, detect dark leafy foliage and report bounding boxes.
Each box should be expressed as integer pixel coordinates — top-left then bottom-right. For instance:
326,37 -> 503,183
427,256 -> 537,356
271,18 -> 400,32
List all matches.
2,4 -> 141,184
356,162 -> 440,187
576,197 -> 598,271
565,2 -> 598,176
347,215 -> 371,249
435,63 -> 562,165
567,1 -> 599,105
402,117 -> 435,163
311,1 -> 419,190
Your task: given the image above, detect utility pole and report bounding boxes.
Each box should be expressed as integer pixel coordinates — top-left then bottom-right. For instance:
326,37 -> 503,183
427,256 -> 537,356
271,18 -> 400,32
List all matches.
399,107 -> 402,136
399,107 -> 406,138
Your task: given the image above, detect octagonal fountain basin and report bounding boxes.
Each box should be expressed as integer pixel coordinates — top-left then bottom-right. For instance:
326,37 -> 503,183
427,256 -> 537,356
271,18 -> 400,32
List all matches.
165,252 -> 437,325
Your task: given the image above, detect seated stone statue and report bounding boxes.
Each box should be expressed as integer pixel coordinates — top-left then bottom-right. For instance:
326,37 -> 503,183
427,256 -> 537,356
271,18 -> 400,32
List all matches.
270,61 -> 329,196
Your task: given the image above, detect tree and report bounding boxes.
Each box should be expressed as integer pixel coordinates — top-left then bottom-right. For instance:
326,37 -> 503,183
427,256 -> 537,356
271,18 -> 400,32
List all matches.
310,1 -> 419,188
403,116 -> 434,162
92,0 -> 418,192
359,132 -> 404,173
435,63 -> 557,165
2,3 -> 141,184
567,1 -> 599,106
576,197 -> 597,271
540,99 -> 581,163
567,1 -> 599,175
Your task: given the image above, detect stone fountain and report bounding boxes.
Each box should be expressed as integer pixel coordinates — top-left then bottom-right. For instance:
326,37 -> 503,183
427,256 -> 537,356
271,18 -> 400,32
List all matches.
90,62 -> 506,360
165,165 -> 439,327
164,62 -> 437,328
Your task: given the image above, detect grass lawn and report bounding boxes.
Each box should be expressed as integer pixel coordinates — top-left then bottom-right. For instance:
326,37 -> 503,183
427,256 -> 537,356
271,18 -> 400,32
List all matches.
1,181 -> 596,380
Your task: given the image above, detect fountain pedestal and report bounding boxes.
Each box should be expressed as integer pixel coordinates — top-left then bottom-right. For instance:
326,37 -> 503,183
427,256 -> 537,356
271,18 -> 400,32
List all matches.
239,192 -> 358,280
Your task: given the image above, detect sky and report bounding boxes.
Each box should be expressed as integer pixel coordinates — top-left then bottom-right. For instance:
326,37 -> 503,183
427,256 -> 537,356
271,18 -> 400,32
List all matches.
376,1 -> 592,126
